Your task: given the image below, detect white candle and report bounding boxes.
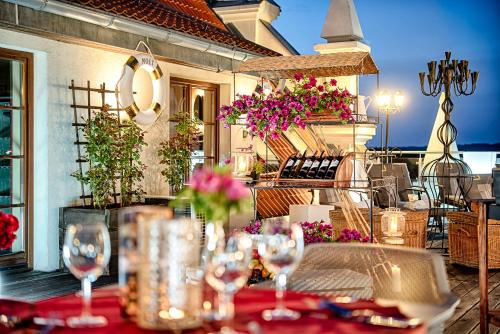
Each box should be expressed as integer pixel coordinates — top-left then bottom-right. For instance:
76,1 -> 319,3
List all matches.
389,215 -> 398,234
391,265 -> 402,293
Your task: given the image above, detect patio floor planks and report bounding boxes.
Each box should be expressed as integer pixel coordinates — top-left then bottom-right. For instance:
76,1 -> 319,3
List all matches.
444,261 -> 500,334
0,270 -> 117,302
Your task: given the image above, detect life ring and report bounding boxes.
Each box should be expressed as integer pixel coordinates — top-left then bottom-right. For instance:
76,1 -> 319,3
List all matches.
116,53 -> 166,125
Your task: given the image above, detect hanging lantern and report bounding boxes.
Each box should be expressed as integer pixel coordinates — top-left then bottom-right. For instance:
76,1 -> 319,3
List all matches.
381,208 -> 406,245
232,150 -> 254,177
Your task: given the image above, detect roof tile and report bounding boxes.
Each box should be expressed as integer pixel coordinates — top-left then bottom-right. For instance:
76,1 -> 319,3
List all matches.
59,0 -> 280,56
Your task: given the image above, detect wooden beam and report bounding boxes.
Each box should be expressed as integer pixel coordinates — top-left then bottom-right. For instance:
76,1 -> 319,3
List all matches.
479,203 -> 489,334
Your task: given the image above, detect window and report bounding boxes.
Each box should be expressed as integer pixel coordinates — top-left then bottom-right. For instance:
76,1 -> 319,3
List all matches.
0,48 -> 33,269
169,78 -> 219,172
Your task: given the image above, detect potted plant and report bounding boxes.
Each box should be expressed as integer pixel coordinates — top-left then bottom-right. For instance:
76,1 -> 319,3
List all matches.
158,110 -> 201,194
60,104 -> 147,272
218,74 -> 354,140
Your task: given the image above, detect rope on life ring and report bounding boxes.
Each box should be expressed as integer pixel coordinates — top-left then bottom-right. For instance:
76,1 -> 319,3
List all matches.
116,41 -> 166,126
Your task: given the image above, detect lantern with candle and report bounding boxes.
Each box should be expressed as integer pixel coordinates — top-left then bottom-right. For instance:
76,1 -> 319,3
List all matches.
232,147 -> 255,177
381,208 -> 406,245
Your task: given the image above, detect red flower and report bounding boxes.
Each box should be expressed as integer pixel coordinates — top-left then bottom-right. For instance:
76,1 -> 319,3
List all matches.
329,79 -> 337,86
0,212 -> 19,250
308,76 -> 317,86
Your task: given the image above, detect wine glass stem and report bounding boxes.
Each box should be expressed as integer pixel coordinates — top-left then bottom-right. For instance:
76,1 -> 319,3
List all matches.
81,277 -> 92,318
275,272 -> 287,311
218,292 -> 235,320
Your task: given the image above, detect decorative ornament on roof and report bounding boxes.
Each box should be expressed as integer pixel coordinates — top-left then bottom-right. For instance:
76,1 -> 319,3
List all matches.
321,0 -> 364,43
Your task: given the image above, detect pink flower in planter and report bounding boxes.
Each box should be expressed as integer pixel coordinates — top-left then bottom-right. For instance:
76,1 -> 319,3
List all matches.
217,72 -> 354,140
294,73 -> 304,81
281,121 -> 289,132
309,76 -> 317,86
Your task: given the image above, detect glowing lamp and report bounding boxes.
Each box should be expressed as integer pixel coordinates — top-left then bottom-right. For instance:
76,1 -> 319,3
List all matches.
381,208 -> 406,245
232,151 -> 254,177
394,91 -> 404,108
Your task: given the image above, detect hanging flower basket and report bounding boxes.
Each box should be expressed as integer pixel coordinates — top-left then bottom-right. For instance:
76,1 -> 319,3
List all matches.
218,74 -> 354,140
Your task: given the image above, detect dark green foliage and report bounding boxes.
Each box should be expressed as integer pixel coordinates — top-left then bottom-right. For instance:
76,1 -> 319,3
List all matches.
73,105 -> 146,209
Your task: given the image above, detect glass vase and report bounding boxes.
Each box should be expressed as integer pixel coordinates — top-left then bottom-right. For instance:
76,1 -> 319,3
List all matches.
136,214 -> 203,331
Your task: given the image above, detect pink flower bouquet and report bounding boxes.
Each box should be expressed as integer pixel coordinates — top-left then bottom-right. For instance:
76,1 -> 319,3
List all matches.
174,167 -> 251,222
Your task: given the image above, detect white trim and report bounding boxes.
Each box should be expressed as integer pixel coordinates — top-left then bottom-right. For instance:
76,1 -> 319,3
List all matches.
4,0 -> 258,61
0,42 -> 53,270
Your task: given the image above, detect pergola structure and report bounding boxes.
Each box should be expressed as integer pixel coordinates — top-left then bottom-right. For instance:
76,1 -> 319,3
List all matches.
235,51 -> 379,78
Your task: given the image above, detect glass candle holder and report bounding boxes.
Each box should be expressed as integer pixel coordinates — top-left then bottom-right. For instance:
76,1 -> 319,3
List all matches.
118,206 -> 173,319
381,208 -> 406,245
137,215 -> 203,330
232,151 -> 254,177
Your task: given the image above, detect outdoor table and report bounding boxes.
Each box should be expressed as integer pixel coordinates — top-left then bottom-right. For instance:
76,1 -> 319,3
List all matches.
17,287 -> 426,334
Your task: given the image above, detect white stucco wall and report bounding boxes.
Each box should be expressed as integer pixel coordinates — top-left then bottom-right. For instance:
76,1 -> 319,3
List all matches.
0,27 -> 258,271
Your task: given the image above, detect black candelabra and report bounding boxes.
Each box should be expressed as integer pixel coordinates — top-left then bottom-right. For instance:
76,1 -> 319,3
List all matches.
419,51 -> 479,242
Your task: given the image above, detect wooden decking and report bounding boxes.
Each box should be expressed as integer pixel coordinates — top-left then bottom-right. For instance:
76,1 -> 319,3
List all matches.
0,270 -> 117,302
1,259 -> 500,333
445,259 -> 500,334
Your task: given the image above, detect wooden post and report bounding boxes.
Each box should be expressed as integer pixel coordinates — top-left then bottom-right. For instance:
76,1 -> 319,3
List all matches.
479,202 -> 489,334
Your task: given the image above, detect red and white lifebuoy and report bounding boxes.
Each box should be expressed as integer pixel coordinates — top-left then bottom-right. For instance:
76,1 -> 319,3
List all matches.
116,52 -> 166,125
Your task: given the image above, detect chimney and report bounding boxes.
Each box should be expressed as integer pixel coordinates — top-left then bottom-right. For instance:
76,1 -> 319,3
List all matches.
321,0 -> 364,43
314,0 -> 370,54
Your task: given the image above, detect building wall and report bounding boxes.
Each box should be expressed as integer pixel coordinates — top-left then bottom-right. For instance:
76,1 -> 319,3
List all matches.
255,20 -> 295,56
0,27 -> 258,271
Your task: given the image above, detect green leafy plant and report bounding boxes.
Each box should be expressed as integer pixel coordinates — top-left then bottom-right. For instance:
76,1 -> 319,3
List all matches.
119,119 -> 147,207
73,105 -> 146,209
250,158 -> 265,180
158,110 -> 201,193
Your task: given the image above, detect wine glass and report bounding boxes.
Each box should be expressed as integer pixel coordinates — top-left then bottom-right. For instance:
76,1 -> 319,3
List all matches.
258,220 -> 304,321
205,232 -> 253,334
63,222 -> 111,328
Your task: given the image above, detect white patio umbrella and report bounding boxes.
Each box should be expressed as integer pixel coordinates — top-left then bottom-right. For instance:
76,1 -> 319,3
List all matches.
422,92 -> 459,172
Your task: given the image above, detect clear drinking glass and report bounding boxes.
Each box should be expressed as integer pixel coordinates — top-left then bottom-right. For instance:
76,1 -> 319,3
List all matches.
258,220 -> 304,321
63,222 -> 111,328
205,232 -> 253,334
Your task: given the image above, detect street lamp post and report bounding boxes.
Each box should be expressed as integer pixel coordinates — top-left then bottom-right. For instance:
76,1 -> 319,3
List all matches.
376,90 -> 404,163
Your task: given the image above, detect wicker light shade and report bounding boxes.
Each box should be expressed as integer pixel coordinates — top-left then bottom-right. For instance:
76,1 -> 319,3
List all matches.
235,52 -> 379,78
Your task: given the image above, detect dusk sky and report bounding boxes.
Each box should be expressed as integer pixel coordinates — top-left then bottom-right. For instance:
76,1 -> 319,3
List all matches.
273,0 -> 500,147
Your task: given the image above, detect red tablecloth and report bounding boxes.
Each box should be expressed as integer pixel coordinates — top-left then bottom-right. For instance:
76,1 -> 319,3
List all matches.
26,288 -> 426,334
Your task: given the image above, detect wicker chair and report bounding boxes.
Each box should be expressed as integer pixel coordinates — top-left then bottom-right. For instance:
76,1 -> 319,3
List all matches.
283,244 -> 458,334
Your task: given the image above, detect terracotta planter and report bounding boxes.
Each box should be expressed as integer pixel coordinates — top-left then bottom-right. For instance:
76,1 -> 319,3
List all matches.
303,111 -> 341,123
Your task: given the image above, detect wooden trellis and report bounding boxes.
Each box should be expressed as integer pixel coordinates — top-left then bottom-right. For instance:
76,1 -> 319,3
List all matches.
69,80 -> 126,207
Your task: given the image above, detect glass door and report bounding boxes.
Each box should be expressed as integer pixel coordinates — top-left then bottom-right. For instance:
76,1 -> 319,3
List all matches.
170,78 -> 219,177
191,86 -> 217,170
0,48 -> 33,269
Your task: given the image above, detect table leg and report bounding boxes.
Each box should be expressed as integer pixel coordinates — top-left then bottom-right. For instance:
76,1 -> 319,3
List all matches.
479,203 -> 489,334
